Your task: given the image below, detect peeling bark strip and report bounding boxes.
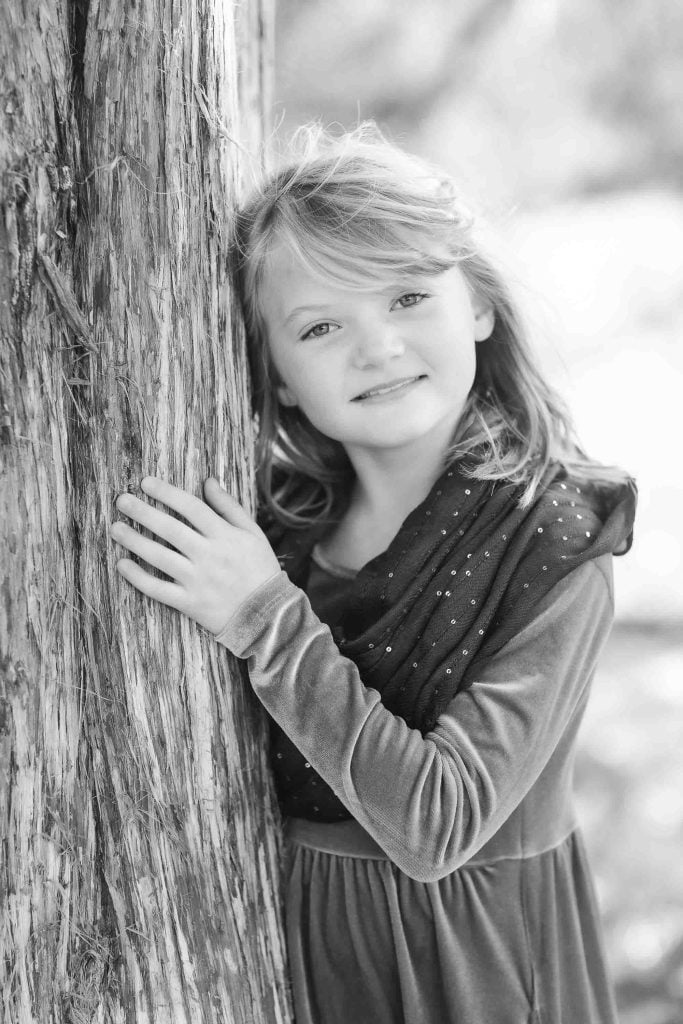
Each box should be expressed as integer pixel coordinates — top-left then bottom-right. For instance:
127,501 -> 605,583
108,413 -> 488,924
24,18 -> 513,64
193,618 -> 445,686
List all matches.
1,0 -> 290,1022
36,248 -> 94,348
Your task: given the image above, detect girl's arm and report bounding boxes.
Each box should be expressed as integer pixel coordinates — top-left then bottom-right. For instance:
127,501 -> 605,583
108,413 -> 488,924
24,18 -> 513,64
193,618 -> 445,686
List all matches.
215,556 -> 613,882
110,476 -> 612,883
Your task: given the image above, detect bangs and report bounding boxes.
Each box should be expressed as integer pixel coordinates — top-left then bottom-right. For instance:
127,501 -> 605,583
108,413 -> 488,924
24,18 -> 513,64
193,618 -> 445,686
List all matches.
242,156 -> 475,294
259,213 -> 465,292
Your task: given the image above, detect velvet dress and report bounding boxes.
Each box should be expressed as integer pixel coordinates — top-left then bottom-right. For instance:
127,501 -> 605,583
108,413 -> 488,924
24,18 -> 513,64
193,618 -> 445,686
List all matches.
217,541 -> 621,1024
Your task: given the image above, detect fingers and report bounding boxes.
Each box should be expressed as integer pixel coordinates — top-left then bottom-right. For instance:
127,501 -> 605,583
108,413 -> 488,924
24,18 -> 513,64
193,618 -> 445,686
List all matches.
115,557 -> 186,610
110,520 -> 190,581
113,478 -> 254,559
139,476 -> 221,537
115,490 -> 201,554
203,478 -> 256,531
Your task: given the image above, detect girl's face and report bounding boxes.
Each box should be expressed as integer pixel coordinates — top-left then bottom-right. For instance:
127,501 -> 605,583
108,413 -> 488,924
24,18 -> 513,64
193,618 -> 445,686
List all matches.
259,246 -> 494,458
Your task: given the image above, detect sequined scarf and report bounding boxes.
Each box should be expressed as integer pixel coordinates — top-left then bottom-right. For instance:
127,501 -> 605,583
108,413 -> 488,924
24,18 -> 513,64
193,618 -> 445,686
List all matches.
265,462 -> 636,821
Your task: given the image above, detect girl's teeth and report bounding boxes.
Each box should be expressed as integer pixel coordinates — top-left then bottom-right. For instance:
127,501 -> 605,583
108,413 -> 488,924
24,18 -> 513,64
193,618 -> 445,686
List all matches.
361,378 -> 415,399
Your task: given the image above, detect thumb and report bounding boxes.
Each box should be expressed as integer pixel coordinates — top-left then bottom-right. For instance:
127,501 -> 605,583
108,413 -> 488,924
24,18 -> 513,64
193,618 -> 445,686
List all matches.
203,478 -> 256,530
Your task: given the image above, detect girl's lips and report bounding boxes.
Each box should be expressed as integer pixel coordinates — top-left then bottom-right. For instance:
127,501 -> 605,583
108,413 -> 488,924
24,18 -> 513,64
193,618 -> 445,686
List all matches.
352,375 -> 426,401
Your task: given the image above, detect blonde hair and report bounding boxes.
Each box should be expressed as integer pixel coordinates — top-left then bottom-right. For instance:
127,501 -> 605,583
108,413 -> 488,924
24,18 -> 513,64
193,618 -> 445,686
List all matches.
233,123 -> 624,528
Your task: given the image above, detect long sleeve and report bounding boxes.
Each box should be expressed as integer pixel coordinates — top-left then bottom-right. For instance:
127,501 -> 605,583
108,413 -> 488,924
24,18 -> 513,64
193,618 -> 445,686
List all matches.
215,555 -> 614,882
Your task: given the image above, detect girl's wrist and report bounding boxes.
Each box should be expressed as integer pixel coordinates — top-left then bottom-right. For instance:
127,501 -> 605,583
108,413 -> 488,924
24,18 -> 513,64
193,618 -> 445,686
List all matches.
213,569 -> 288,650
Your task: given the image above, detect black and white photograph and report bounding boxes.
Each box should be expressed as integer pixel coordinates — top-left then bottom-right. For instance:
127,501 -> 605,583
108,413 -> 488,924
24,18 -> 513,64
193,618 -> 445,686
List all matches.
1,1 -> 681,1022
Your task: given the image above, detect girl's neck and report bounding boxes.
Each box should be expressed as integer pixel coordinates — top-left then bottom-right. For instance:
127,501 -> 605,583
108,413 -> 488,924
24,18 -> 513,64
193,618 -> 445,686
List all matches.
316,415 -> 462,572
318,427 -> 455,572
348,448 -> 444,526
344,418 -> 456,525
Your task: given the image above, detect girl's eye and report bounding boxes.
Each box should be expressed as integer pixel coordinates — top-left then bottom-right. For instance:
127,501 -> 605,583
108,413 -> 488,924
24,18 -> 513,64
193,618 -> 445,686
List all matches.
301,322 -> 336,340
393,292 -> 428,310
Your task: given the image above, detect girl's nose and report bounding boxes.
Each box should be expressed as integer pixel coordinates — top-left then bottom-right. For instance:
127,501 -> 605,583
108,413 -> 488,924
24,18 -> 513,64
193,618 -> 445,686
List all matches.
352,324 -> 406,368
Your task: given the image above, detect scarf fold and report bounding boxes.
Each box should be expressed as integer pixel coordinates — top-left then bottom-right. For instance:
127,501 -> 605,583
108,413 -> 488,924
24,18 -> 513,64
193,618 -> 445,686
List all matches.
264,462 -> 637,822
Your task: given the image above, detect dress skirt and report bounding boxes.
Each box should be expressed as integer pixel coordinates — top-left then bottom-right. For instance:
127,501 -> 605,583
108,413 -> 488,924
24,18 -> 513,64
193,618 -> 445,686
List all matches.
283,818 -> 618,1024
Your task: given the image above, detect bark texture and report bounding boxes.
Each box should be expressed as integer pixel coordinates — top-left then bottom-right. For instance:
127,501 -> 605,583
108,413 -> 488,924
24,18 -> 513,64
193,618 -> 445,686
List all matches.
1,1 -> 291,1021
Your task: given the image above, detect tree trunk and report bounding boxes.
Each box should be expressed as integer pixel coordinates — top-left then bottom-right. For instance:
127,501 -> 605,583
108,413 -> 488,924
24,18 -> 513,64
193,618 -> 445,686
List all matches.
1,1 -> 291,1021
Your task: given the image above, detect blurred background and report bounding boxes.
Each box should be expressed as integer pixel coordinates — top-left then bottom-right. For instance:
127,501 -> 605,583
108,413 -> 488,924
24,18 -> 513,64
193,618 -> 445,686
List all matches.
272,1 -> 683,1021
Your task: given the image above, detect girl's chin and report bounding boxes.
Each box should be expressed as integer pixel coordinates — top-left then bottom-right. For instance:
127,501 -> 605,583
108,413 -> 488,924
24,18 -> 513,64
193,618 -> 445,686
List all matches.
338,420 -> 458,453
307,398 -> 467,451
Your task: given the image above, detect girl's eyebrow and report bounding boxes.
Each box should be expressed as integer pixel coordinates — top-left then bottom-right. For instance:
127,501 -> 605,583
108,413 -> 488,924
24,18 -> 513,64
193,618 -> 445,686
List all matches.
283,304 -> 332,327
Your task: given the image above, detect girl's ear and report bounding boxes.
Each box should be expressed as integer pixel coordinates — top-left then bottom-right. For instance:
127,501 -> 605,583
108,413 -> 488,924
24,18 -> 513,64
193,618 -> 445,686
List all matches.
473,301 -> 495,342
277,384 -> 298,407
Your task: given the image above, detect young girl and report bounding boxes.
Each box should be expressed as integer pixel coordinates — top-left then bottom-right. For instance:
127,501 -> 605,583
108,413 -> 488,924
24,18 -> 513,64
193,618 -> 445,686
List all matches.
110,124 -> 636,1024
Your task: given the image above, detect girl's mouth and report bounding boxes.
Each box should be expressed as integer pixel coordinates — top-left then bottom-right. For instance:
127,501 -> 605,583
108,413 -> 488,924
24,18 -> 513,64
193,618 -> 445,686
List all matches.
352,375 -> 427,401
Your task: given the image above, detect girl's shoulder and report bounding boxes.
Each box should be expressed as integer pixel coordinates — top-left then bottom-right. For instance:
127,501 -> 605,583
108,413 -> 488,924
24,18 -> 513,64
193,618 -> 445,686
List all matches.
522,466 -> 636,564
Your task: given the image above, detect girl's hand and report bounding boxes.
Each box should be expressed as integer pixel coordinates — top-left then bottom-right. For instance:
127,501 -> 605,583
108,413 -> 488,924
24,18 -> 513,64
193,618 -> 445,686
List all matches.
110,476 -> 281,636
